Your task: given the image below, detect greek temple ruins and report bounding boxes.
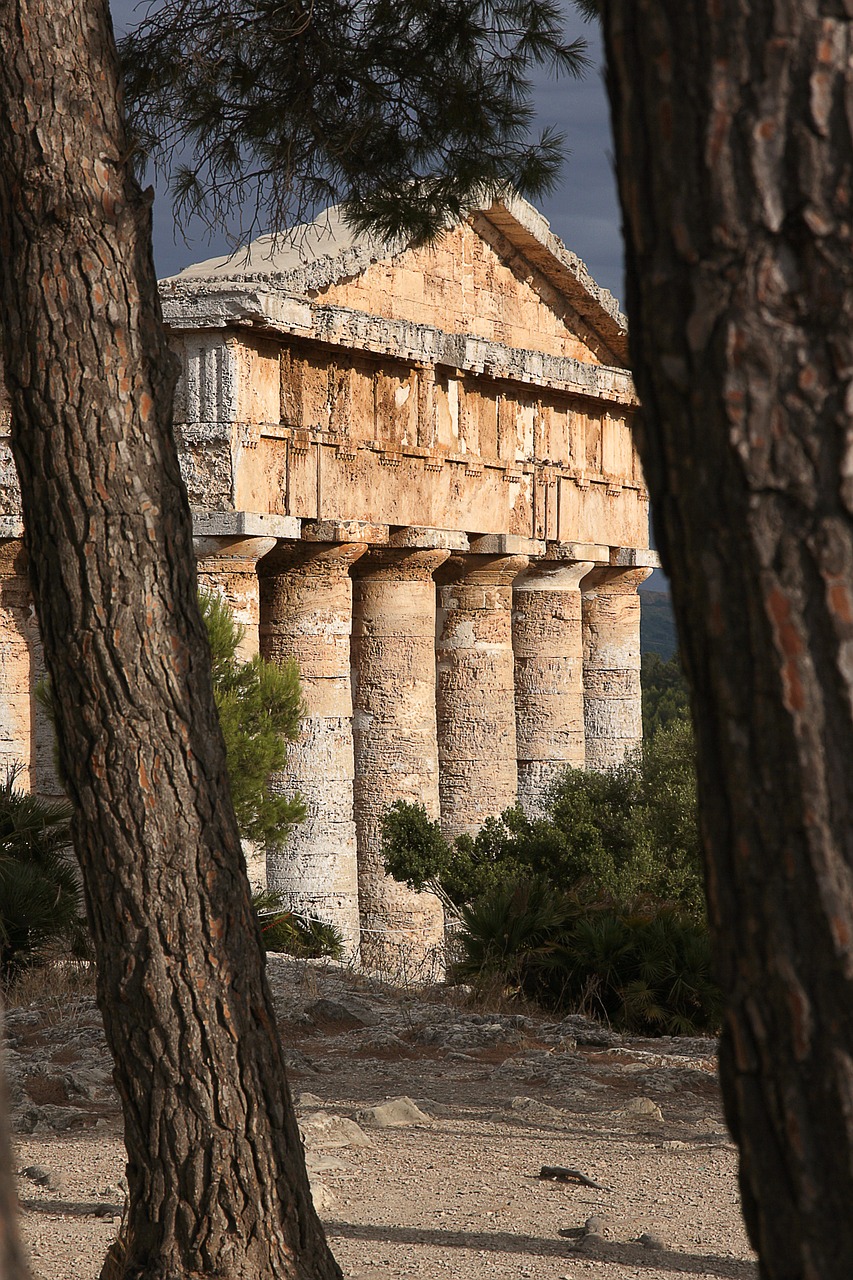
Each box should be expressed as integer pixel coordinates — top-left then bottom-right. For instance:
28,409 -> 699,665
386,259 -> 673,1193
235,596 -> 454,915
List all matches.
0,194 -> 656,973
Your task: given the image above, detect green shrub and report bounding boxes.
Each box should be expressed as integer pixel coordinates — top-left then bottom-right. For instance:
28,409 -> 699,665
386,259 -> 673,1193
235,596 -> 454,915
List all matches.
252,888 -> 344,960
454,876 -> 580,991
381,801 -> 528,909
555,902 -> 721,1035
454,882 -> 721,1036
0,770 -> 88,979
198,590 -> 306,846
383,722 -> 703,918
382,709 -> 711,1033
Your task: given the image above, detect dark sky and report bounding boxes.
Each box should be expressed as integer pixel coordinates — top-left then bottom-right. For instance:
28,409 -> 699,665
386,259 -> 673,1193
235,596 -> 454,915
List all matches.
110,2 -> 624,300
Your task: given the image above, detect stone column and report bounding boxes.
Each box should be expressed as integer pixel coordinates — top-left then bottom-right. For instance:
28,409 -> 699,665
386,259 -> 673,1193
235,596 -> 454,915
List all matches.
351,548 -> 449,978
0,539 -> 36,787
194,535 -> 277,661
581,566 -> 653,770
259,542 -> 366,954
513,557 -> 594,815
436,554 -> 529,840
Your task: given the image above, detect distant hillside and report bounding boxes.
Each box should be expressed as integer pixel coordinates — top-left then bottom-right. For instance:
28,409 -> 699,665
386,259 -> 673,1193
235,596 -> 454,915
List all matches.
640,591 -> 678,660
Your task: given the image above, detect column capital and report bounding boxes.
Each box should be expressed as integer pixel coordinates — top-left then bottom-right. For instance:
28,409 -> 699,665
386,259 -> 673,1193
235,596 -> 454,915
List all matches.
544,540 -> 609,564
515,559 -> 595,593
469,533 -> 545,557
192,510 -> 300,541
193,534 -> 277,566
438,552 -> 530,588
351,546 -> 451,581
302,519 -> 389,545
581,564 -> 655,595
259,539 -> 368,577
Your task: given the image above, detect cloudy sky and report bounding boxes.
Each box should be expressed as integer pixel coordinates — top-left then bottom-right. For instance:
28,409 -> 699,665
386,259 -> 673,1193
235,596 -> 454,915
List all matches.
111,3 -> 625,301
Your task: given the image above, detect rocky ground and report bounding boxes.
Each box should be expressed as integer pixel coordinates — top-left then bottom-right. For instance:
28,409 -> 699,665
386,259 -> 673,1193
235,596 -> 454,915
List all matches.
6,955 -> 757,1279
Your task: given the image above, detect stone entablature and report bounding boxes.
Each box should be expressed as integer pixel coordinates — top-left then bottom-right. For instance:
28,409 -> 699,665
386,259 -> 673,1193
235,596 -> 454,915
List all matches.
160,195 -> 646,560
0,196 -> 659,977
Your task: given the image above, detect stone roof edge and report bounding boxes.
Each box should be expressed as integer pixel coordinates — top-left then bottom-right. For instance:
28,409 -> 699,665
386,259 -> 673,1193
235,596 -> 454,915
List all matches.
160,214 -> 401,297
161,194 -> 628,364
160,286 -> 638,409
474,194 -> 628,365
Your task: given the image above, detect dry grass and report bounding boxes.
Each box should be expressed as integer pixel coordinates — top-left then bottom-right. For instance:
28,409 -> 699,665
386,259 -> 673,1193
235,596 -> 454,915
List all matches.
3,954 -> 96,1016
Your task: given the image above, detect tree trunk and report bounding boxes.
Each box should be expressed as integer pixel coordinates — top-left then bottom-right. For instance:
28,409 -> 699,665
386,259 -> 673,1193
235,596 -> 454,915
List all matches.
603,3 -> 853,1276
0,3 -> 341,1278
0,1004 -> 30,1280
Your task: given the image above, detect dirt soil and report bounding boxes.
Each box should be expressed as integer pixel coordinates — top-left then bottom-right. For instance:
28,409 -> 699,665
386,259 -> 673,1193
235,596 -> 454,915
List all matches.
7,954 -> 757,1280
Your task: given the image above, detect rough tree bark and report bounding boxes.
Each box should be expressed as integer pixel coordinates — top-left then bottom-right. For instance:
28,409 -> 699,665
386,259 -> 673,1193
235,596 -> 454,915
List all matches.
603,3 -> 853,1277
0,2 -> 341,1278
0,1013 -> 29,1280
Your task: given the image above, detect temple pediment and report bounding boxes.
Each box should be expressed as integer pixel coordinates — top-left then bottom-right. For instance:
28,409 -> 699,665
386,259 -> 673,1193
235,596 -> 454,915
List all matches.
162,193 -> 628,370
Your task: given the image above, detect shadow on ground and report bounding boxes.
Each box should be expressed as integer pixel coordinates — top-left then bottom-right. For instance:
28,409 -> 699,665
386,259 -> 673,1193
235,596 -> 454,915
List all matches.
326,1219 -> 757,1277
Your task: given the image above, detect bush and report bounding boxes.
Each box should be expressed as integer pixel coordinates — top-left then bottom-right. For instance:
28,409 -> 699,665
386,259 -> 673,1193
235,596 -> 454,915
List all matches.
382,710 -> 713,1033
0,770 -> 88,979
381,801 -> 529,909
382,721 -> 703,918
454,877 -> 580,991
199,590 -> 306,846
252,889 -> 344,960
455,883 -> 721,1036
556,902 -> 721,1035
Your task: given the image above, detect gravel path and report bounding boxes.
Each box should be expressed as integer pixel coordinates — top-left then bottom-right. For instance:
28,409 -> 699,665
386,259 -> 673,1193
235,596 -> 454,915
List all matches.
8,955 -> 757,1280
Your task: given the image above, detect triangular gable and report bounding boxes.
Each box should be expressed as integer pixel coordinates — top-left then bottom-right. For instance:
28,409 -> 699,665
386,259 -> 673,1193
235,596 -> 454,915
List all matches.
167,195 -> 626,369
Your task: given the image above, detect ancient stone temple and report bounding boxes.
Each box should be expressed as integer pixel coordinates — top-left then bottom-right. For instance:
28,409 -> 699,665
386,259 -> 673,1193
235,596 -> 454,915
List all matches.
0,194 -> 656,974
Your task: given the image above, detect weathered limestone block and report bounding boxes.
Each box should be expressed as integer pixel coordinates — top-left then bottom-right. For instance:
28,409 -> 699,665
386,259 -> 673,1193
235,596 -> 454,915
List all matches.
513,557 -> 594,815
194,534 -> 277,661
436,553 -> 529,839
0,540 -> 37,788
260,542 -> 366,953
351,548 -> 449,977
581,566 -> 653,771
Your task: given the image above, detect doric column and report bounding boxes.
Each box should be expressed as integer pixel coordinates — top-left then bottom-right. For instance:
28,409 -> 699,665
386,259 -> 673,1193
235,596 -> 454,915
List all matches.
194,535 -> 277,661
259,542 -> 366,954
513,557 -> 594,815
351,547 -> 450,977
436,553 -> 529,839
582,566 -> 653,770
0,538 -> 36,787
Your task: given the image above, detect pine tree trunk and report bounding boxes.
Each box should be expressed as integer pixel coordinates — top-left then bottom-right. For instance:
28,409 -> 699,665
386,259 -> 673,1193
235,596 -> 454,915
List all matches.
603,3 -> 853,1276
0,3 -> 341,1277
0,1005 -> 30,1280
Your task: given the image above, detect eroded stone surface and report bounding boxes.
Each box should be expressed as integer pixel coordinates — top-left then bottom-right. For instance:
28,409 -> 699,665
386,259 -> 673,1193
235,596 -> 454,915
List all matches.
436,554 -> 528,840
260,542 -> 367,953
351,549 -> 448,976
582,566 -> 654,771
513,557 -> 594,813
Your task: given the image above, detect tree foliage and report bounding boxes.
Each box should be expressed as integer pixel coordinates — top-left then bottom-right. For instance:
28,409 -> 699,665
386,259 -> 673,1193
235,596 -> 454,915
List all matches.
383,720 -> 703,917
0,771 -> 87,978
641,650 -> 691,737
120,0 -> 591,245
455,880 -> 720,1035
198,590 -> 305,846
252,888 -> 344,959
